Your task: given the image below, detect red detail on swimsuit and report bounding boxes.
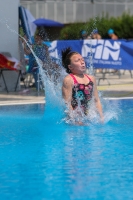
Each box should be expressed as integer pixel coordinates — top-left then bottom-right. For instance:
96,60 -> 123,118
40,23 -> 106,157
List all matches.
70,74 -> 94,115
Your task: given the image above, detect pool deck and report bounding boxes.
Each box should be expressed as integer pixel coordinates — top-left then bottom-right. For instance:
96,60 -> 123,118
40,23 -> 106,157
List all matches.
0,70 -> 132,105
96,70 -> 133,99
0,89 -> 45,106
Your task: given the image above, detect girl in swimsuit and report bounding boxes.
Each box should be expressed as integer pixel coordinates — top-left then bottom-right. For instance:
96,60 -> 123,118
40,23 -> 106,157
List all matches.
62,47 -> 104,123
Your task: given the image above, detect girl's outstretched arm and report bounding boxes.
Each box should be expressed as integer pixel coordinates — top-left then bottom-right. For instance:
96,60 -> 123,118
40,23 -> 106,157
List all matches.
90,76 -> 104,123
62,75 -> 73,110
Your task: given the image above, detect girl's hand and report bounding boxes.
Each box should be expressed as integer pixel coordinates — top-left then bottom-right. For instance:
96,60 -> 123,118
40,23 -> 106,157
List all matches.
100,116 -> 104,124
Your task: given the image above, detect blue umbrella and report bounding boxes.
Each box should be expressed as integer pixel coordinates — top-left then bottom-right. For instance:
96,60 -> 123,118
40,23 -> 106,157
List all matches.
33,18 -> 64,27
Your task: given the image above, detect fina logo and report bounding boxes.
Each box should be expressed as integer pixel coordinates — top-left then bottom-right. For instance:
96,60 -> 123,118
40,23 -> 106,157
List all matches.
82,40 -> 121,61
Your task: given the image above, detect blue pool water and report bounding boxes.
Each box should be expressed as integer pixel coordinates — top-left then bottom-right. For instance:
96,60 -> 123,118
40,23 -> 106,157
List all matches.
0,99 -> 133,200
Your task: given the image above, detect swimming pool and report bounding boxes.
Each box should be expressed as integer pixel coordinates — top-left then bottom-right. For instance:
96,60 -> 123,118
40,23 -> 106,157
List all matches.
0,99 -> 133,200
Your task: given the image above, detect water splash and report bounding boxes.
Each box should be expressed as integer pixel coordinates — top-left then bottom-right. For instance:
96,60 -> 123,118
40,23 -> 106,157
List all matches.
87,40 -> 94,75
4,23 -> 120,126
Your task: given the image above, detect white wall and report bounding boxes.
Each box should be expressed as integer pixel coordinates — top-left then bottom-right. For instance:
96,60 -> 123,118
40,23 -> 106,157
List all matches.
0,0 -> 20,59
0,0 -> 20,92
21,1 -> 133,24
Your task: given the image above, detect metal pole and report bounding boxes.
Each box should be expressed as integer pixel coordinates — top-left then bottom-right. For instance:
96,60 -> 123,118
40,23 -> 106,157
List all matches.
45,1 -> 48,19
114,0 -> 116,17
54,1 -> 57,21
83,2 -> 86,22
125,0 -> 128,12
64,1 -> 66,24
36,1 -> 39,19
73,1 -> 76,22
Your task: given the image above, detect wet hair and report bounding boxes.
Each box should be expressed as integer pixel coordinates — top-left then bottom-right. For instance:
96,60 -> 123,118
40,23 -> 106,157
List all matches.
61,47 -> 79,74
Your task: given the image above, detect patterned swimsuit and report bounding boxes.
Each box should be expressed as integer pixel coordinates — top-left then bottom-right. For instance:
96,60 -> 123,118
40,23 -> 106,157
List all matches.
70,74 -> 94,115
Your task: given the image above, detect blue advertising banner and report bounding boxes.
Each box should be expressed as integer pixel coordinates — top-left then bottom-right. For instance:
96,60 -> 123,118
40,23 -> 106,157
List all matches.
48,39 -> 133,70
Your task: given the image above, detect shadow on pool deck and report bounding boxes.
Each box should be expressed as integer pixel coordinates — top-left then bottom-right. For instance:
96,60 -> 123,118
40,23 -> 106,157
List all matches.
0,70 -> 133,105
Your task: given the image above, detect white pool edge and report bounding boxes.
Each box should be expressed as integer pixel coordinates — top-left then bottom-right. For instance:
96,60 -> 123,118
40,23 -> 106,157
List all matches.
0,97 -> 132,106
0,100 -> 46,106
104,97 -> 133,100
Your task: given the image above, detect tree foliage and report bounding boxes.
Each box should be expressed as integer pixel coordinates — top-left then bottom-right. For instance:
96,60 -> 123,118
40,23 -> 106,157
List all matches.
59,12 -> 133,40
